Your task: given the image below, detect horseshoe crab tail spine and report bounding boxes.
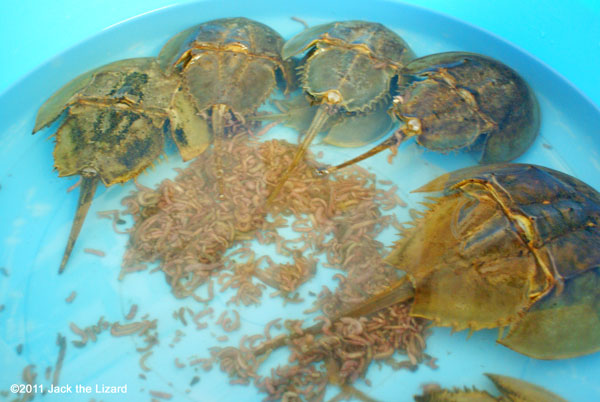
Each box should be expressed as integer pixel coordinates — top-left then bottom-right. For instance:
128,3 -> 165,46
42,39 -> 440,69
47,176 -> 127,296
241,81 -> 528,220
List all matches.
343,275 -> 414,318
253,319 -> 323,357
249,111 -> 287,122
252,276 -> 415,358
267,104 -> 330,204
212,104 -> 228,201
318,130 -> 407,175
58,175 -> 98,274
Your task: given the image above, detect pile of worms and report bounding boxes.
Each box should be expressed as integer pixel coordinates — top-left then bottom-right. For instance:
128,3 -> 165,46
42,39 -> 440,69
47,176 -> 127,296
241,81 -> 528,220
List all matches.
197,303 -> 430,401
114,130 -> 432,400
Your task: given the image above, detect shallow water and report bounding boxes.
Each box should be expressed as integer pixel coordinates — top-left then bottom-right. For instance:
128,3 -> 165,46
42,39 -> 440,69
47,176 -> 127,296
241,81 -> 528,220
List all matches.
1,1 -> 600,401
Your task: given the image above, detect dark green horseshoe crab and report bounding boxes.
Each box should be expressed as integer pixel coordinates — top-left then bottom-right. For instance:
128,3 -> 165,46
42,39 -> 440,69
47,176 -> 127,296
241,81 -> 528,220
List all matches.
415,373 -> 566,402
33,57 -> 209,273
257,164 -> 600,360
349,163 -> 600,359
158,17 -> 295,196
321,52 -> 540,174
266,20 -> 414,201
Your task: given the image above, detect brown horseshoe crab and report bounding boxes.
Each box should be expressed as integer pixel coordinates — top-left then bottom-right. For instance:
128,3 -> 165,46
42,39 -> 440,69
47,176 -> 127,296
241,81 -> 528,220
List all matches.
33,57 -> 209,273
348,163 -> 600,359
158,17 -> 295,196
266,20 -> 414,201
321,52 -> 540,174
257,163 -> 600,360
415,373 -> 566,402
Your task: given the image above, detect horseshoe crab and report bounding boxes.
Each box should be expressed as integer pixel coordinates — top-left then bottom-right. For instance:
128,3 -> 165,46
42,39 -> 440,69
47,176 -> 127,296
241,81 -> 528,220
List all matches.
33,57 -> 209,273
158,17 -> 294,196
257,164 -> 600,360
267,20 -> 414,201
321,52 -> 540,174
415,373 -> 566,402
348,163 -> 600,359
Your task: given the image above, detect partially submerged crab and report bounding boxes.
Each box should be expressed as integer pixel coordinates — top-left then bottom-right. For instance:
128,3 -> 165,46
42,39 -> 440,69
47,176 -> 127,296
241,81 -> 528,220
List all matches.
267,20 -> 414,201
349,163 -> 600,359
33,57 -> 208,273
415,373 -> 566,402
322,52 -> 540,174
158,17 -> 294,196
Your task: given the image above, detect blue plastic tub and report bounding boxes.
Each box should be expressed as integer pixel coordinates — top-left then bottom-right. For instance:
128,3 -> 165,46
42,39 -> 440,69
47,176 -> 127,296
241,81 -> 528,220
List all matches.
1,1 -> 599,401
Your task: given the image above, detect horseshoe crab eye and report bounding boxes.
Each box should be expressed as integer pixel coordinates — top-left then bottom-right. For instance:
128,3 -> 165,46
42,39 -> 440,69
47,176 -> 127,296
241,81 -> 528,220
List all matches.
406,117 -> 422,134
